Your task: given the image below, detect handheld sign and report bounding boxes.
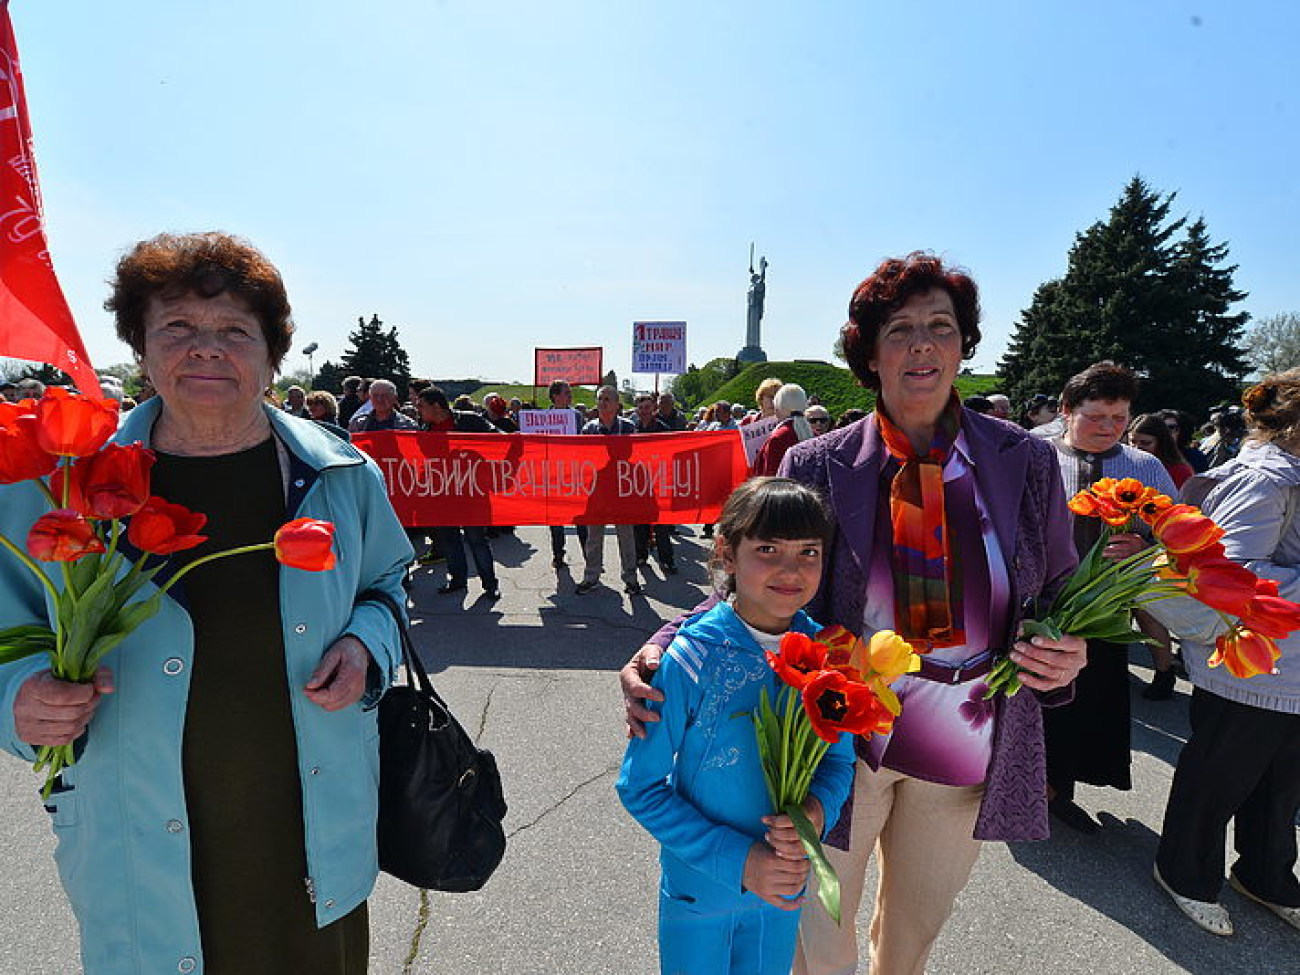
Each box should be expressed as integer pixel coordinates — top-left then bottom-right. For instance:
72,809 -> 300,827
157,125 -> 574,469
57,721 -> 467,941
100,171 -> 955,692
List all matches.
631,321 -> 686,375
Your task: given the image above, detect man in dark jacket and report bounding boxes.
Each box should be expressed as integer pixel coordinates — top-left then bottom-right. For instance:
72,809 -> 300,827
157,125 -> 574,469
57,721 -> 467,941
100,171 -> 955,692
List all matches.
416,386 -> 500,599
633,393 -> 676,574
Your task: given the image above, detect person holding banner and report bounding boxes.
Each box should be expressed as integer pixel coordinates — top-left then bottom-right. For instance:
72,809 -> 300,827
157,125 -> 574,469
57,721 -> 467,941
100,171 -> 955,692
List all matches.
0,232 -> 411,974
577,386 -> 641,596
622,252 -> 1086,975
547,379 -> 589,567
632,393 -> 677,575
415,386 -> 502,599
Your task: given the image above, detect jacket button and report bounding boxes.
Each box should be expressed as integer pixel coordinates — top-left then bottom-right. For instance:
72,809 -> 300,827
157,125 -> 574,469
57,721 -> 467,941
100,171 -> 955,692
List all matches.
325,899 -> 335,908
165,819 -> 184,834
295,624 -> 307,634
294,478 -> 305,488
162,658 -> 184,676
178,958 -> 196,973
310,766 -> 320,775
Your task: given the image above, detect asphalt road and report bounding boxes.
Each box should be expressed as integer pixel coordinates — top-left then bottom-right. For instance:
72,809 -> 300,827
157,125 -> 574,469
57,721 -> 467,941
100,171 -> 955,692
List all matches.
0,526 -> 1296,974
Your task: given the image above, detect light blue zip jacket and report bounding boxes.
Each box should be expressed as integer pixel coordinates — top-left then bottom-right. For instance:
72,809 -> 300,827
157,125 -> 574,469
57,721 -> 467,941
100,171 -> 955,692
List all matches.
0,399 -> 413,974
616,601 -> 855,908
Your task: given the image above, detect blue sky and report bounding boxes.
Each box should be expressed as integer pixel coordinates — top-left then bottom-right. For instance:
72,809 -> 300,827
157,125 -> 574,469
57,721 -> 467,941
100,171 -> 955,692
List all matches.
11,0 -> 1298,389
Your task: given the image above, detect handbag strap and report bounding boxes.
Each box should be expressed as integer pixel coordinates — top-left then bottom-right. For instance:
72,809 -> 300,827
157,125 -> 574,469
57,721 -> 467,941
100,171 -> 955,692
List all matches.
357,587 -> 444,706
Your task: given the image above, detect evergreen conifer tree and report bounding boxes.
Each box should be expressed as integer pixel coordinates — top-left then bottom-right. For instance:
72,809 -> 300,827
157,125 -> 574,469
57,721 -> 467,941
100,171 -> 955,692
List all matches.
336,314 -> 412,398
999,177 -> 1248,418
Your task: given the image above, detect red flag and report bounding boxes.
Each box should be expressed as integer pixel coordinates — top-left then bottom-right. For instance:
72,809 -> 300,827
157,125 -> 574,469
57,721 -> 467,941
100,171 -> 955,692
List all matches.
0,3 -> 99,395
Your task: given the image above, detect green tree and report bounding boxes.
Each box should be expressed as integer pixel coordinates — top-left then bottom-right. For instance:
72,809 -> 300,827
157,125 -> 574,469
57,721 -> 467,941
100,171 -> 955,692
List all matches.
667,357 -> 741,408
998,177 -> 1249,418
316,314 -> 412,398
1244,312 -> 1300,376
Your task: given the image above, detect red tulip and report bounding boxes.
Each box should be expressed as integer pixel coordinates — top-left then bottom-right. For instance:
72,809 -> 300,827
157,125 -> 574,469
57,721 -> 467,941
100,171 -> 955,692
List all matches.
273,518 -> 337,571
62,443 -> 155,520
1183,557 -> 1260,616
0,400 -> 57,483
1209,627 -> 1280,679
27,509 -> 105,562
1151,504 -> 1225,556
801,668 -> 894,743
33,388 -> 119,458
1239,591 -> 1300,640
766,631 -> 829,690
127,497 -> 208,554
816,624 -> 859,668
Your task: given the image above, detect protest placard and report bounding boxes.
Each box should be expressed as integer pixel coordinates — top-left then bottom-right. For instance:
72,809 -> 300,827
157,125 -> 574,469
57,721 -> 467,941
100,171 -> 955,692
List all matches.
631,321 -> 686,375
534,347 -> 603,387
738,414 -> 780,467
518,409 -> 578,435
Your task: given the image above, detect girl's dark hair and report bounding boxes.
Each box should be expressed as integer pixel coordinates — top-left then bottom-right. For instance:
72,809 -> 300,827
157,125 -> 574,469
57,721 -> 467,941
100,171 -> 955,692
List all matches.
1127,413 -> 1185,467
712,477 -> 831,594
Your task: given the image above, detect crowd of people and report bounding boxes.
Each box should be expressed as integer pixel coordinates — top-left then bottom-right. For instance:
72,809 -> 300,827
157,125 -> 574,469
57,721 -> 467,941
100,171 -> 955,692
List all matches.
0,235 -> 1296,974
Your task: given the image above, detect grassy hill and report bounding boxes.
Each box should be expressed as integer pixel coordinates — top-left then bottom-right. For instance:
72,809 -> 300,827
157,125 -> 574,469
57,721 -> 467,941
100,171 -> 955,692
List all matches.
704,361 -> 1002,419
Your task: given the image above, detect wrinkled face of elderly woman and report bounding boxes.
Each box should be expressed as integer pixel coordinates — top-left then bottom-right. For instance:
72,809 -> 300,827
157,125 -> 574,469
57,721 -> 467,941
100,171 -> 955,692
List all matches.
868,288 -> 963,418
142,290 -> 273,418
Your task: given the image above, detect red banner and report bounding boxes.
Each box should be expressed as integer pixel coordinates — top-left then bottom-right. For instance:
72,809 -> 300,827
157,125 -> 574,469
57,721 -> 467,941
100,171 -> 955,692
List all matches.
352,430 -> 748,527
534,347 -> 603,388
0,5 -> 99,395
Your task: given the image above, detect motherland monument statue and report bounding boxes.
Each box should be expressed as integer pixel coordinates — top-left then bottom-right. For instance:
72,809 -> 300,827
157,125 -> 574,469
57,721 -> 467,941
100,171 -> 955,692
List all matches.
736,243 -> 768,364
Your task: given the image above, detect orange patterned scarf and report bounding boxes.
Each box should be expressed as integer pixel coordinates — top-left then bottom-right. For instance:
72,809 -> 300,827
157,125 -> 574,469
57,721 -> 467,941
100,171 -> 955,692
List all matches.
875,392 -> 965,651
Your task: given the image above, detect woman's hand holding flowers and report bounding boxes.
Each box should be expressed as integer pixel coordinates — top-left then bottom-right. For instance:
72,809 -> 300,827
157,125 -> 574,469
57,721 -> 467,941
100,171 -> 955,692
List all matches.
1010,631 -> 1086,692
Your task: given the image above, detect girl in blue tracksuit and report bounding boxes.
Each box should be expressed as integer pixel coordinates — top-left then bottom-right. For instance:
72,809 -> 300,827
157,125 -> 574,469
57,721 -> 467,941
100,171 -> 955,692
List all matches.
617,477 -> 856,975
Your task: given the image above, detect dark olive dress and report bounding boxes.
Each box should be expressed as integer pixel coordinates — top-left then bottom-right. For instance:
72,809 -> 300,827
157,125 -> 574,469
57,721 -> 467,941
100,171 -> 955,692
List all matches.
152,439 -> 368,974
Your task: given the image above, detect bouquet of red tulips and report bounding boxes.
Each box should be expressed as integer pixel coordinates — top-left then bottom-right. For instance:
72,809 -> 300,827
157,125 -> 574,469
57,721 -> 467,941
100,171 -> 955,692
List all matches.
755,625 -> 920,923
984,477 -> 1300,699
0,389 -> 338,796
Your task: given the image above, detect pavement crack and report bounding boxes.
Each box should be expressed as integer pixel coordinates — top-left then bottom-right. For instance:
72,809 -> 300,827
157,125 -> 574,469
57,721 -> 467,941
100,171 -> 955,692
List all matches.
507,762 -> 620,839
474,679 -> 499,744
401,888 -> 431,974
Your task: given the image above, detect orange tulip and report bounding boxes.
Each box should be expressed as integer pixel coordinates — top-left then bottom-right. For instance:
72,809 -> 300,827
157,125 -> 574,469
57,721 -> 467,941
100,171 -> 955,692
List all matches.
32,388 -> 119,458
1151,504 -> 1225,556
1209,627 -> 1280,679
816,624 -> 861,669
273,518 -> 337,571
1067,490 -> 1129,527
1089,477 -> 1165,515
1239,591 -> 1300,640
62,443 -> 155,520
127,497 -> 208,555
767,631 -> 829,690
1183,557 -> 1259,616
0,400 -> 58,483
27,509 -> 105,561
1137,493 -> 1175,524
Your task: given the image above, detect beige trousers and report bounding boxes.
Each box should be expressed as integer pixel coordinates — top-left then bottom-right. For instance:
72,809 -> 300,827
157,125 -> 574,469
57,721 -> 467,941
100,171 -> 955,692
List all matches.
580,523 -> 637,586
793,762 -> 984,975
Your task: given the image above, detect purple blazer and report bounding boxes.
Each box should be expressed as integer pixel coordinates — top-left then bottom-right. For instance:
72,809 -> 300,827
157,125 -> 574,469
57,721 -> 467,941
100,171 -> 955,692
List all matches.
649,410 -> 1077,842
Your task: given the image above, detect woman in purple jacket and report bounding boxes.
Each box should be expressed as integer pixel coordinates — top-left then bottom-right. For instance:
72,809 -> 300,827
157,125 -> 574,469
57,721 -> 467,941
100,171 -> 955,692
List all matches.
621,253 -> 1086,975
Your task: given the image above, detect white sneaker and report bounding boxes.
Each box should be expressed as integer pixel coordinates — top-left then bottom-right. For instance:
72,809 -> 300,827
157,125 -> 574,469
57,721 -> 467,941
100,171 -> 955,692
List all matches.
1154,864 -> 1233,936
1229,872 -> 1300,931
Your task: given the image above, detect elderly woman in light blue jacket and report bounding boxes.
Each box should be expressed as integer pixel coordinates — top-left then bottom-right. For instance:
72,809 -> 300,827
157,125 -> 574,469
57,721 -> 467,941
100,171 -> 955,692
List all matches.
0,233 -> 411,974
1154,370 -> 1300,938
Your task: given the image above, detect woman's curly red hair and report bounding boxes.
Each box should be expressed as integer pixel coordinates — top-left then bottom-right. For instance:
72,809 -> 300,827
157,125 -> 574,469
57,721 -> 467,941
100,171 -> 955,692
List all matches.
840,252 -> 981,390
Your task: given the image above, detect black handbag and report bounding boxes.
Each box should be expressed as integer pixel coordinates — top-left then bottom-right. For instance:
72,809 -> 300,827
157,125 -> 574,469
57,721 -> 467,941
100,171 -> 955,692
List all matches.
360,589 -> 508,892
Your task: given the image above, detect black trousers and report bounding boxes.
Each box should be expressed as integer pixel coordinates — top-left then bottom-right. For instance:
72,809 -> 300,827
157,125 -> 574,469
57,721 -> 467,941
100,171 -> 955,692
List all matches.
1156,687 -> 1300,905
634,523 -> 675,567
550,524 -> 587,558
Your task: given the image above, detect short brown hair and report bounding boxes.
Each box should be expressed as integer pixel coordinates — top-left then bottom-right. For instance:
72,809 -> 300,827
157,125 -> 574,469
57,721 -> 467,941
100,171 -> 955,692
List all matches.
841,252 -> 981,390
105,232 -> 294,368
1060,361 -> 1138,411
